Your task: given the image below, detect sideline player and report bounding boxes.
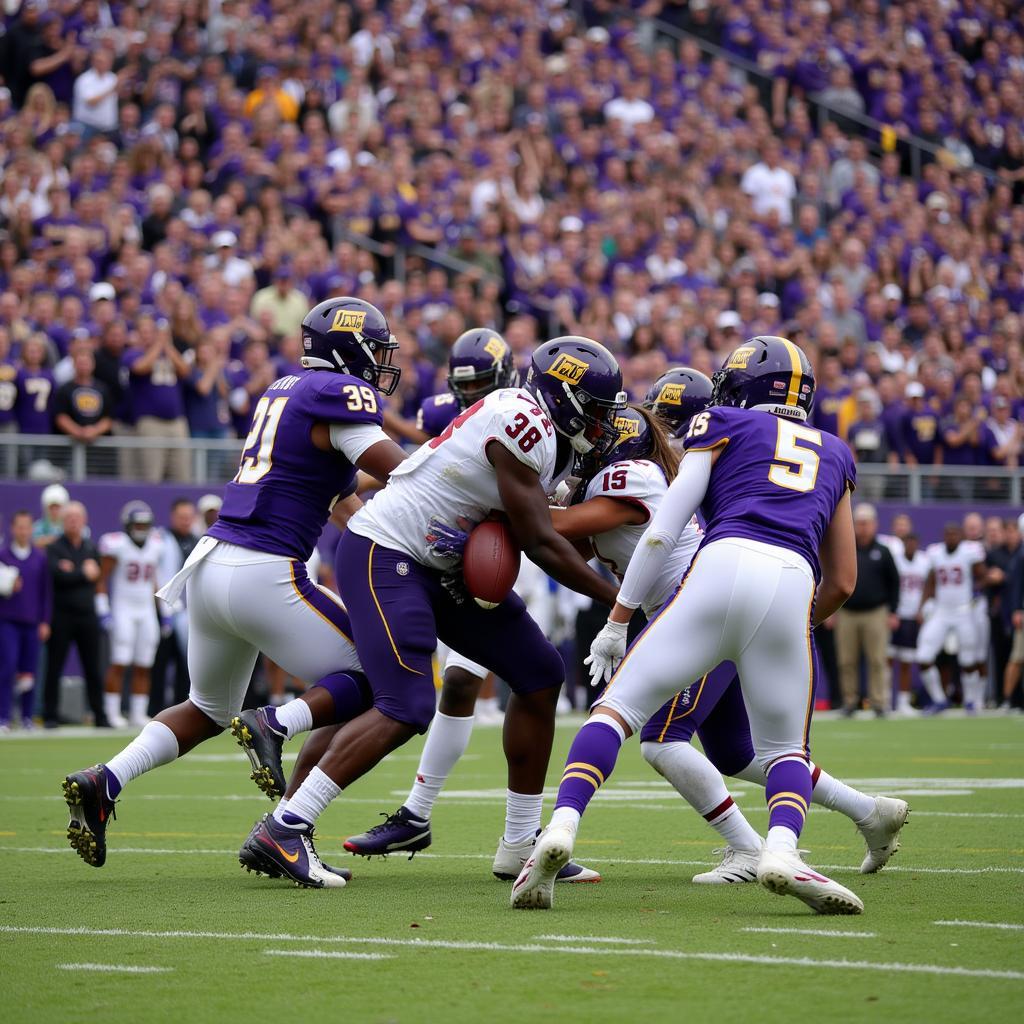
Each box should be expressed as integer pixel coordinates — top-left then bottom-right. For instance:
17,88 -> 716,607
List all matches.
61,297 -> 407,881
916,522 -> 987,713
889,531 -> 929,715
239,337 -> 625,885
513,336 -> 866,915
96,502 -> 164,728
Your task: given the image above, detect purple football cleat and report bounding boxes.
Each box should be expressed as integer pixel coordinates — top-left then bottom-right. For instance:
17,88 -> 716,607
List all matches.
344,806 -> 432,858
239,813 -> 347,888
63,764 -> 117,867
231,708 -> 287,799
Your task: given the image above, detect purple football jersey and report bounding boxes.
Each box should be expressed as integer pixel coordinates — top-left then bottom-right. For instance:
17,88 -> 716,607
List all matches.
15,368 -> 55,434
683,406 -> 856,580
416,392 -> 459,438
209,371 -> 383,560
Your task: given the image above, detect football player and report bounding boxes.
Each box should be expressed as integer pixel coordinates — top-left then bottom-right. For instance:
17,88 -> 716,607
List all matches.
514,335 -> 867,915
61,297 -> 407,883
916,522 -> 988,713
643,367 -> 714,438
96,501 -> 165,728
889,531 -> 929,715
238,337 -> 624,886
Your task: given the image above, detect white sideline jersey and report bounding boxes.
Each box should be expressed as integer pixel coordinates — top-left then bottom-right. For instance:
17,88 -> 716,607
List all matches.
926,541 -> 983,610
351,388 -> 570,569
893,548 -> 930,619
99,530 -> 164,611
583,458 -> 701,617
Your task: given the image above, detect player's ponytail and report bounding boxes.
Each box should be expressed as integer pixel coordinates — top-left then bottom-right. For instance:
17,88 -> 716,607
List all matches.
633,404 -> 680,483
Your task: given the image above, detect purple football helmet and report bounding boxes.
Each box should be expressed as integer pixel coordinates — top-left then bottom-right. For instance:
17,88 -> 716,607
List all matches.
447,328 -> 517,409
574,406 -> 651,480
711,336 -> 815,420
300,297 -> 401,395
121,500 -> 154,546
525,337 -> 626,457
644,367 -> 714,435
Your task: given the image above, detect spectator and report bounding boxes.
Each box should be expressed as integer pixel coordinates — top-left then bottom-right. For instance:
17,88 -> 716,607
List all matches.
0,509 -> 51,730
901,382 -> 942,466
32,483 -> 69,547
197,493 -> 222,531
1002,513 -> 1024,711
740,139 -> 796,226
835,503 -> 900,717
184,338 -> 231,440
14,334 -> 54,435
205,232 -> 253,289
123,317 -> 190,482
847,389 -> 897,481
71,46 -> 120,136
42,501 -> 106,728
988,396 -> 1021,468
250,264 -> 308,339
52,347 -> 113,472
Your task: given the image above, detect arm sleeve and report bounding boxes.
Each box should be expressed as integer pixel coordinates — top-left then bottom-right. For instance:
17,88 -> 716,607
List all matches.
329,422 -> 392,464
616,449 -> 713,610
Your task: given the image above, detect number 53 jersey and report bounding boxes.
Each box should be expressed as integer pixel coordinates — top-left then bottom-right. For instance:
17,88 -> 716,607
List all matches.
682,405 -> 857,581
210,371 -> 388,561
350,388 -> 569,570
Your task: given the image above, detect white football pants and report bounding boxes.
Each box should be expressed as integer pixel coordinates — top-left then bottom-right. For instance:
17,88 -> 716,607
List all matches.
916,606 -> 981,666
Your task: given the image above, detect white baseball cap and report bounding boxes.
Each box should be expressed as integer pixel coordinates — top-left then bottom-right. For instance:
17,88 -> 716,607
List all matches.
211,230 -> 237,249
88,282 -> 115,302
41,483 -> 69,508
197,494 -> 222,515
882,283 -> 903,302
716,310 -> 742,330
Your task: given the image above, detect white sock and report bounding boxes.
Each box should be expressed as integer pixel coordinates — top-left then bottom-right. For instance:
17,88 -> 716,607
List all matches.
274,698 -> 313,740
920,666 -> 945,704
962,671 -> 982,707
404,712 -> 475,820
550,806 -> 580,832
896,690 -> 913,712
504,790 -> 543,844
810,765 -> 876,822
104,691 -> 122,723
642,741 -> 762,851
130,693 -> 149,720
276,797 -> 289,814
270,693 -> 287,707
105,721 -> 179,795
766,824 -> 798,852
275,766 -> 340,826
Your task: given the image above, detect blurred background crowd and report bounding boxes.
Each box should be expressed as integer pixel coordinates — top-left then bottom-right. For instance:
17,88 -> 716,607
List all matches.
0,0 -> 1022,485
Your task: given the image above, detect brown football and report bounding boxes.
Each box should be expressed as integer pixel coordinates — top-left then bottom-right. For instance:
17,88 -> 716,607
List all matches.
462,518 -> 521,609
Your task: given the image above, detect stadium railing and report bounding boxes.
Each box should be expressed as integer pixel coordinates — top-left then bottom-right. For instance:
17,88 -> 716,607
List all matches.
2,433 -> 1020,503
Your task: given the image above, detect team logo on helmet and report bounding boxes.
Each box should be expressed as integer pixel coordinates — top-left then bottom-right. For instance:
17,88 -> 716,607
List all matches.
657,382 -> 685,406
329,309 -> 367,333
546,353 -> 588,385
614,414 -> 641,440
727,346 -> 756,370
484,336 -> 508,361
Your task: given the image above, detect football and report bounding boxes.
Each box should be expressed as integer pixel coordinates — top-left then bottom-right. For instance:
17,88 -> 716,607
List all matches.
462,517 -> 521,609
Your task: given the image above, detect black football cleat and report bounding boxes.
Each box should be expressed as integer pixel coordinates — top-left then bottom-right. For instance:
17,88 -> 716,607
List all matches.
238,814 -> 348,888
239,815 -> 352,882
63,765 -> 117,867
231,708 -> 286,799
344,806 -> 432,859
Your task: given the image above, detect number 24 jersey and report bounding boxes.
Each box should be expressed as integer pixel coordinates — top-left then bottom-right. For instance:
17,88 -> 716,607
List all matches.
350,388 -> 570,570
681,405 -> 857,581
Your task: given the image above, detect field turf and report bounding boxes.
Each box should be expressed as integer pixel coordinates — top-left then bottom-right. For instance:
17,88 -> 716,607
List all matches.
1,715 -> 1022,1024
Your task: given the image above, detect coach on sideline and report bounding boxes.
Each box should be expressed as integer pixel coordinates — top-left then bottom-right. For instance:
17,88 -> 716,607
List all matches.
836,503 -> 900,717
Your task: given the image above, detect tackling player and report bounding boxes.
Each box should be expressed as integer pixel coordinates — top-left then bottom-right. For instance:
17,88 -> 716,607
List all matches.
61,297 -> 407,883
239,337 -> 624,886
96,502 -> 165,729
513,336 -> 866,915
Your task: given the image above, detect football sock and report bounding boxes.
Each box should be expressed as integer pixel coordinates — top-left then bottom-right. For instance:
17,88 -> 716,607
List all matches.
104,721 -> 179,799
920,666 -> 946,705
808,763 -> 876,822
104,691 -> 122,723
764,756 -> 812,848
962,670 -> 982,708
896,690 -> 914,713
269,699 -> 312,740
130,693 -> 149,721
553,714 -> 625,821
404,712 -> 475,820
642,741 -> 762,850
275,767 -> 340,827
276,798 -> 289,814
504,790 -> 543,844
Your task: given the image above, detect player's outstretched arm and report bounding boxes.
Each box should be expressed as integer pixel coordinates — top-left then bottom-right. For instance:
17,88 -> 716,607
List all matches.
813,489 -> 857,626
489,443 -> 618,606
549,498 -> 646,541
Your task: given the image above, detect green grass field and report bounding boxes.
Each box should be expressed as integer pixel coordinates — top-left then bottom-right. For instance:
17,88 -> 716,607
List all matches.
2,715 -> 1022,1024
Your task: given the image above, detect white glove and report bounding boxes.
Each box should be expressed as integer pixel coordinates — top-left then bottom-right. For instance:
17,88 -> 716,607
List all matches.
552,479 -> 576,508
585,620 -> 629,687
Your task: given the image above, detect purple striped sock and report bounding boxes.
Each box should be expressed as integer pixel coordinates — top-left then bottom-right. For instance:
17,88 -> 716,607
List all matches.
554,719 -> 623,817
765,757 -> 812,840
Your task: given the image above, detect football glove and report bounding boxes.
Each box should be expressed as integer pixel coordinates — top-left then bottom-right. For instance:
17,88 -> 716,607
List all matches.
585,620 -> 629,686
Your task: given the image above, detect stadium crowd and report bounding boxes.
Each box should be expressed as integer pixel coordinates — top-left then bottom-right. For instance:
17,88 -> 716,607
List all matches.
0,0 -> 1022,483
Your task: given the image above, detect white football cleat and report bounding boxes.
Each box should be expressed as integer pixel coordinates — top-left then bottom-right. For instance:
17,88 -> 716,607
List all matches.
692,846 -> 761,884
855,796 -> 910,873
494,832 -> 600,883
106,712 -> 128,729
757,848 -> 864,915
510,825 -> 575,909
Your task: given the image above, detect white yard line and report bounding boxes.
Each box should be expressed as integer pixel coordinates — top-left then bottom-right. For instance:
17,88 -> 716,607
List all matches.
263,950 -> 394,961
935,920 -> 1024,931
532,935 -> 656,945
56,963 -> 172,974
741,927 -> 877,938
9,926 -> 1020,981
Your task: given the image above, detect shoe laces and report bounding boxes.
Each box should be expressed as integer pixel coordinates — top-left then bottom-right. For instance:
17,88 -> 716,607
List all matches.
365,810 -> 406,836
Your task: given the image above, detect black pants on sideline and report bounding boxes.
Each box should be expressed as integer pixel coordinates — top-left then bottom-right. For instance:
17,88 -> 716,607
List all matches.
149,630 -> 190,717
44,611 -> 106,726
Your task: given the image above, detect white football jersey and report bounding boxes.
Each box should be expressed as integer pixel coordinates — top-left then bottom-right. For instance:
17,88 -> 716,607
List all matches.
350,388 -> 570,569
99,530 -> 164,611
893,548 -> 929,619
583,459 -> 702,617
926,541 -> 983,610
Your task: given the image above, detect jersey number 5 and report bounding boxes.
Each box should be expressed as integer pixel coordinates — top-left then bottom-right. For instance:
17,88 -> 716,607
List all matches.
769,419 -> 821,493
235,396 -> 289,484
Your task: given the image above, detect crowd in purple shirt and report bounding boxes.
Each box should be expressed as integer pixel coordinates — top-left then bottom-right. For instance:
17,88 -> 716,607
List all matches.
0,0 -> 1021,478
